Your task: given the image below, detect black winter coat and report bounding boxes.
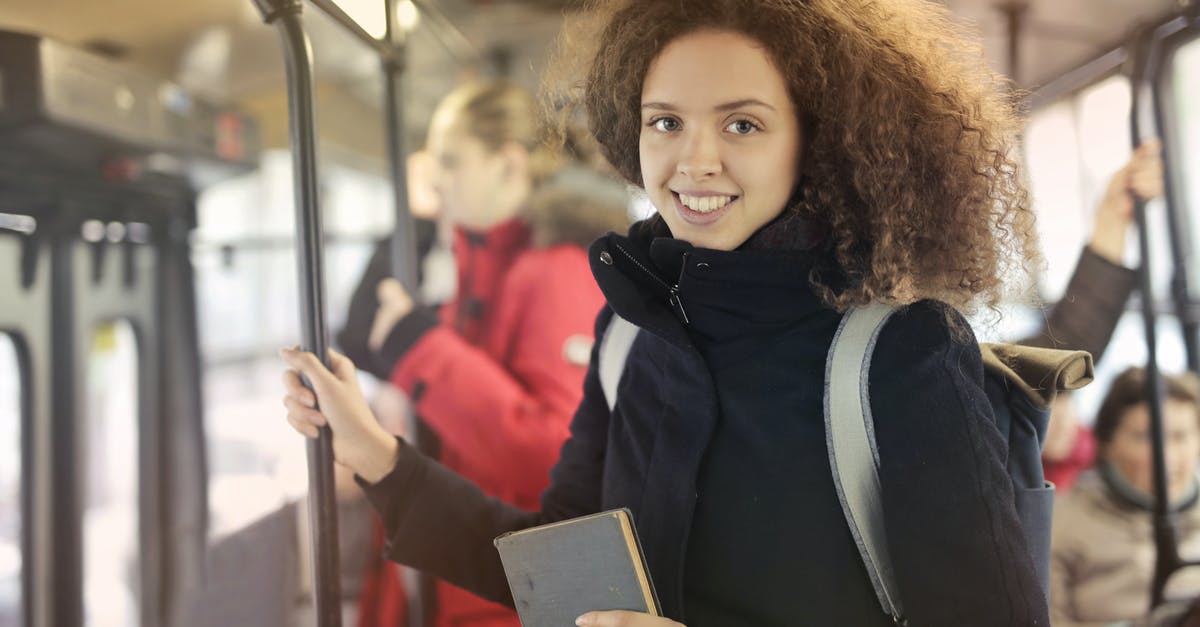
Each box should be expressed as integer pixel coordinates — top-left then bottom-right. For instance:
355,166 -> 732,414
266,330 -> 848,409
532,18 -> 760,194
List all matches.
360,222 -> 1049,626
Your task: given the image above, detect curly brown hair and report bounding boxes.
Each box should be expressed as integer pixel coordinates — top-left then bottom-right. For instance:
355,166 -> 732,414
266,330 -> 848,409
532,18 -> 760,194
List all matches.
545,0 -> 1039,312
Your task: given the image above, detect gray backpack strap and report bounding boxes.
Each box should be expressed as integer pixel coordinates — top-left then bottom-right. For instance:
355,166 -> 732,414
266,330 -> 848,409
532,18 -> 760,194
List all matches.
824,302 -> 906,623
598,313 -> 639,412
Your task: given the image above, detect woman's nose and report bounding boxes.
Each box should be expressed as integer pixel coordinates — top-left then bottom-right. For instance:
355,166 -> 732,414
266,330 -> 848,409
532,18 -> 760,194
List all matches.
677,130 -> 722,179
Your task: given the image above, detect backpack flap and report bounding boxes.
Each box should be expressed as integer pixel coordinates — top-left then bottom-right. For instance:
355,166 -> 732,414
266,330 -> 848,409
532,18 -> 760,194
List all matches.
978,342 -> 1093,478
979,343 -> 1094,409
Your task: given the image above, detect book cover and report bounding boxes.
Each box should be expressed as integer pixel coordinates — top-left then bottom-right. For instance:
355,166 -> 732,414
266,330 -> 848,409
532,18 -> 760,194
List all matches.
494,508 -> 660,627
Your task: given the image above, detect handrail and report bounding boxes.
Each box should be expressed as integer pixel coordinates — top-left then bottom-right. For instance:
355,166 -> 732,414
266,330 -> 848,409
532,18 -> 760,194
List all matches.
1150,12 -> 1200,373
307,0 -> 480,65
1127,13 -> 1200,605
249,1 -> 342,625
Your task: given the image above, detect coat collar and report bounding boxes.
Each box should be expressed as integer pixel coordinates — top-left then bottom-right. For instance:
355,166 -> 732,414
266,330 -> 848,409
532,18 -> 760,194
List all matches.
454,217 -> 531,257
588,218 -> 827,350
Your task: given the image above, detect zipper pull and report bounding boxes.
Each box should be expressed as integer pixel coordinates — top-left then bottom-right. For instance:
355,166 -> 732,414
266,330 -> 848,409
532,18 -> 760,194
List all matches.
669,288 -> 690,325
670,251 -> 690,325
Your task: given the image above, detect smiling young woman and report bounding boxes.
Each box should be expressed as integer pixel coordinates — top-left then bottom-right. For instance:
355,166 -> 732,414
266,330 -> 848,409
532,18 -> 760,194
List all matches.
282,1 -> 1046,625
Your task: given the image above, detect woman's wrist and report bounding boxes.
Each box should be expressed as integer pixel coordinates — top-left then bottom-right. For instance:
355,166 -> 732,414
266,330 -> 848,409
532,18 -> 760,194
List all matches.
1088,222 -> 1126,266
354,428 -> 402,484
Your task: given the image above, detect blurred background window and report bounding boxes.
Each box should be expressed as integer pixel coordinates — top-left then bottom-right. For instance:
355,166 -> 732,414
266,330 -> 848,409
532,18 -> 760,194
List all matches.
1173,37 -> 1200,294
197,150 -> 392,542
82,321 -> 140,627
0,333 -> 22,627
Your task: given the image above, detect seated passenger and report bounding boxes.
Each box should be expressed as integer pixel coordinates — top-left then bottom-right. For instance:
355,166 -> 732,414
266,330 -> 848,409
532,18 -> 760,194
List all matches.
1051,367 -> 1200,626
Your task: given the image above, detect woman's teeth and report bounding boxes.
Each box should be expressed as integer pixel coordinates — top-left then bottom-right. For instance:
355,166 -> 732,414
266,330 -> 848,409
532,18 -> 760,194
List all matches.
678,194 -> 734,213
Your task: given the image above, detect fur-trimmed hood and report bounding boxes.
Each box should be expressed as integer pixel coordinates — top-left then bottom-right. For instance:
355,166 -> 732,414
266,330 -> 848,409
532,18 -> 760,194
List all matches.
525,165 -> 633,249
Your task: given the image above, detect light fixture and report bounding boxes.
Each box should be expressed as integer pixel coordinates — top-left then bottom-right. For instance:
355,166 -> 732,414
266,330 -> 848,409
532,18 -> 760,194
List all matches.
395,0 -> 420,33
335,0 -> 388,39
334,0 -> 420,39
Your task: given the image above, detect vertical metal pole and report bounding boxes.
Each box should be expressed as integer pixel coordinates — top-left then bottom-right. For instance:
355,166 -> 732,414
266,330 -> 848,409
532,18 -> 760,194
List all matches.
1149,34 -> 1200,373
384,0 -> 420,292
1128,26 -> 1181,608
250,1 -> 342,625
382,4 -> 425,626
999,1 -> 1028,85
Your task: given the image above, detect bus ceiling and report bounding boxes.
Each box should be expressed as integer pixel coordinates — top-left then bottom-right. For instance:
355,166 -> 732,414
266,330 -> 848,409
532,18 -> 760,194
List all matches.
0,0 -> 1188,164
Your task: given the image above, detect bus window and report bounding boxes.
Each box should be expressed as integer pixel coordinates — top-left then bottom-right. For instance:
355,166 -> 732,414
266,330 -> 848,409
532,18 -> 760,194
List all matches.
1026,75 -> 1135,301
1026,100 -> 1085,299
1173,37 -> 1200,283
82,321 -> 139,627
196,151 -> 390,542
0,333 -> 22,626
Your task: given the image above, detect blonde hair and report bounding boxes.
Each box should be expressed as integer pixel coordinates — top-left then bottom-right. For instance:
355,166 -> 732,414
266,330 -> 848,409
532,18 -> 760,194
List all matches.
434,81 -> 559,182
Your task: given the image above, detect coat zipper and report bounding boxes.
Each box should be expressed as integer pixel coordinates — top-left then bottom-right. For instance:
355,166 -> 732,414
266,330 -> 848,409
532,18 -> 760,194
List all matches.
612,242 -> 691,325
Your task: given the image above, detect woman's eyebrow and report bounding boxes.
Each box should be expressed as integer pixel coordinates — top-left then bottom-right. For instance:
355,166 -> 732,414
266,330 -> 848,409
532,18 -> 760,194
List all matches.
714,99 -> 776,112
640,99 -> 777,112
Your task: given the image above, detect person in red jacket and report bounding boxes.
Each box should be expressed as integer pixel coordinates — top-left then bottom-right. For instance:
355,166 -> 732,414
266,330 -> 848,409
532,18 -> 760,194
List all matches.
335,81 -> 630,627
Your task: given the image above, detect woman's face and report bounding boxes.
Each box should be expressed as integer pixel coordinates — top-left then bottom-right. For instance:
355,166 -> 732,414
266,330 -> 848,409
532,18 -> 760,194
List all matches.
1105,400 -> 1200,502
639,29 -> 802,251
427,120 -> 510,230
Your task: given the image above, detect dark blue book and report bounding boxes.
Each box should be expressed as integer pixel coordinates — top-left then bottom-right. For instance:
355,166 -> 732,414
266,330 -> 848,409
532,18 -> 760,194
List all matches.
494,509 -> 660,627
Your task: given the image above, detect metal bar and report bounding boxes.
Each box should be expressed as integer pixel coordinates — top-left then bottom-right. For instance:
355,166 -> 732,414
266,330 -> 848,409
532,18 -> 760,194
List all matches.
49,230 -> 82,627
305,0 -> 479,67
250,1 -> 342,625
1128,25 -> 1182,609
999,2 -> 1028,84
1151,15 -> 1200,373
383,1 -> 419,291
409,0 -> 481,65
381,3 -> 425,625
1028,11 -> 1185,111
307,0 -> 404,65
1028,47 -> 1125,110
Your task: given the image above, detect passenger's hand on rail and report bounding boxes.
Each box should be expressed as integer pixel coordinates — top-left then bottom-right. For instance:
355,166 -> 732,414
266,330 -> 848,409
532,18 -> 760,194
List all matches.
574,612 -> 685,627
368,278 -> 415,352
280,347 -> 400,483
1090,137 -> 1163,265
1126,137 -> 1164,203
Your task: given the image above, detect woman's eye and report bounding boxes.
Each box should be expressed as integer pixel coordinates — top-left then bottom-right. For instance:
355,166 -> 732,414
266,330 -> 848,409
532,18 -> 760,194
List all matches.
726,119 -> 760,135
650,117 -> 681,132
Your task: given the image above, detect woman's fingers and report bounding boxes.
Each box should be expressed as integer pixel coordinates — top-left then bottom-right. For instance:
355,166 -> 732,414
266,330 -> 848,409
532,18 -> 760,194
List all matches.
280,348 -> 341,397
327,348 -> 359,384
575,611 -> 685,627
284,396 -> 326,427
281,369 -> 316,406
285,409 -> 321,438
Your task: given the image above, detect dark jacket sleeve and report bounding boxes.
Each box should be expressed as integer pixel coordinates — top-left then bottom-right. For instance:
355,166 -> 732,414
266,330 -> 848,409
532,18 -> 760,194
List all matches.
1020,246 -> 1135,363
872,302 -> 1049,626
335,220 -> 440,374
353,307 -> 616,605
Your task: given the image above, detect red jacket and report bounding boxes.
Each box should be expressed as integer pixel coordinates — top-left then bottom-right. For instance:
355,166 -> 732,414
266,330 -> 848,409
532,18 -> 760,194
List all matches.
358,218 -> 605,627
1043,425 -> 1097,492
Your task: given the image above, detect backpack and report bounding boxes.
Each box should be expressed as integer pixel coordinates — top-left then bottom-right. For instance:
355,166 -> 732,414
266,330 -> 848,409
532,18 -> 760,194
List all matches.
597,303 -> 1094,625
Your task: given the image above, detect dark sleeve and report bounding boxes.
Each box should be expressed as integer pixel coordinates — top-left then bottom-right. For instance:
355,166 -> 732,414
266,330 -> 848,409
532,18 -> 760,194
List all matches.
336,237 -> 391,371
872,302 -> 1049,626
335,220 -> 441,375
353,307 -> 615,604
1020,246 -> 1136,364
